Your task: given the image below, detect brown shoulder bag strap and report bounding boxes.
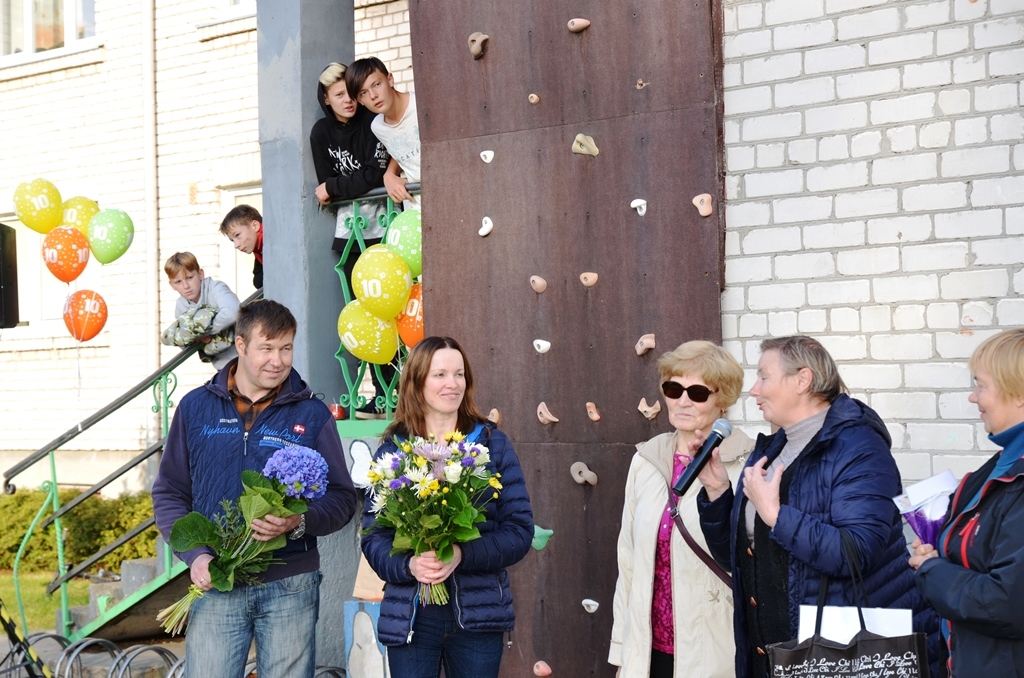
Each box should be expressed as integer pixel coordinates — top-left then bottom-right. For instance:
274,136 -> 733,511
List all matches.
666,482 -> 732,587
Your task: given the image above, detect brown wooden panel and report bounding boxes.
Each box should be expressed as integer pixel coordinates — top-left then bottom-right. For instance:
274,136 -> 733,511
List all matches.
410,0 -> 717,140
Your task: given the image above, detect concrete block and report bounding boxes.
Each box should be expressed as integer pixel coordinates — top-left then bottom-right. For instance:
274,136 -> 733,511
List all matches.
826,0 -> 890,12
991,112 -> 1024,141
841,363 -> 901,390
972,237 -> 1024,265
773,195 -> 834,224
953,54 -> 988,83
799,308 -> 829,332
789,138 -> 818,164
807,279 -> 872,305
851,131 -> 883,157
726,256 -> 774,283
739,313 -> 769,337
724,30 -> 773,58
765,0 -> 825,25
775,251 -> 836,279
961,300 -> 995,326
972,176 -> 1024,206
973,17 -> 1024,49
775,76 -> 836,108
904,1 -> 952,30
744,53 -> 803,84
804,44 -> 867,74
939,391 -> 981,419
870,93 -> 937,124
807,161 -> 868,191
738,4 -> 765,29
938,88 -> 971,115
866,214 -> 933,244
996,298 -> 1024,325
836,247 -> 900,275
907,422 -> 975,450
905,362 -> 970,388
774,20 -> 837,50
120,557 -> 157,598
893,304 -> 926,330
919,121 -> 951,148
727,202 -> 772,228
902,182 -> 968,211
893,452 -> 932,481
873,153 -> 937,185
1007,206 -> 1024,234
873,274 -> 939,302
806,102 -> 868,133
989,47 -> 1024,76
886,125 -> 918,153
817,334 -> 868,360
937,26 -> 970,55
868,32 -> 934,65
756,142 -> 787,167
836,69 -> 901,100
992,0 -> 1024,15
902,242 -> 969,272
819,135 -> 850,161
745,169 -> 805,197
743,226 -> 803,253
747,282 -> 807,309
936,330 -> 1003,358
804,220 -> 866,248
722,286 -> 746,312
975,83 -> 1020,111
727,145 -> 757,171
723,313 -> 739,339
830,307 -> 860,332
838,8 -> 899,39
835,188 -> 898,218
872,391 -> 936,418
935,208 -> 1003,239
725,86 -> 774,114
955,0 -> 989,20
742,112 -> 803,141
903,60 -> 952,89
927,302 -> 961,329
768,311 -> 800,336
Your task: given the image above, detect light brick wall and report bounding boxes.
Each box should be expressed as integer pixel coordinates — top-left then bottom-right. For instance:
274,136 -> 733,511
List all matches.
721,0 -> 1024,480
354,0 -> 415,91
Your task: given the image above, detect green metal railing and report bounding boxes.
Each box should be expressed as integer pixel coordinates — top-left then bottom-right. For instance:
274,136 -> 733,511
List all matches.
331,184 -> 419,424
2,290 -> 262,639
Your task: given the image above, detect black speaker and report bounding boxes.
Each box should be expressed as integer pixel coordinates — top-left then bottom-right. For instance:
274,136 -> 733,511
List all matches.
0,223 -> 19,329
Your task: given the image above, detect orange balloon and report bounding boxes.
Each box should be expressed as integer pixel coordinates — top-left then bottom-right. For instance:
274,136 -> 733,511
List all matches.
63,290 -> 108,341
396,283 -> 424,348
42,226 -> 90,283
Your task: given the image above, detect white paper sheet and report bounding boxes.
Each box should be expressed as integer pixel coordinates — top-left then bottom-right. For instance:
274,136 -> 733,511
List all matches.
798,605 -> 913,644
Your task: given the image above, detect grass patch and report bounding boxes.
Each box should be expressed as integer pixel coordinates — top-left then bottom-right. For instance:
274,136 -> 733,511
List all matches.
0,571 -> 89,633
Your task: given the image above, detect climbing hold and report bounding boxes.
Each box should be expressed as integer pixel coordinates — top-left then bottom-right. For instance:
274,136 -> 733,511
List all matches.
532,525 -> 554,550
630,199 -> 647,216
638,398 -> 662,420
567,18 -> 591,33
528,93 -> 541,105
636,78 -> 649,90
571,133 -> 599,157
480,150 -> 494,163
533,339 -> 551,354
570,461 -> 598,485
479,217 -> 493,237
468,32 -> 489,59
579,272 -> 598,287
533,661 -> 552,677
635,333 -> 656,355
530,275 -> 547,293
586,402 -> 600,422
487,408 -> 502,426
692,193 -> 713,217
537,402 -> 559,425
582,599 -> 600,613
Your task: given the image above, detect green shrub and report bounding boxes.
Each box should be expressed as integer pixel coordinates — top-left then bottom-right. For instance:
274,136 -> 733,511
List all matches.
0,490 -> 157,574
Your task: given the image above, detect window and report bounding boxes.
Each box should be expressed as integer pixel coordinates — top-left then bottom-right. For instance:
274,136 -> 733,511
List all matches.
1,0 -> 94,57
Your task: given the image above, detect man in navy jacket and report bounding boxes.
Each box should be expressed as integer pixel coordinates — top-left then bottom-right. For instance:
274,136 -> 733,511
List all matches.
153,299 -> 357,678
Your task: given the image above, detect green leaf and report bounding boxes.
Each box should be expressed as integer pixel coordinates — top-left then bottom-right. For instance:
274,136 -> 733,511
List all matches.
242,470 -> 272,491
453,526 -> 480,542
438,543 -> 454,562
453,507 -> 478,529
168,512 -> 219,551
392,532 -> 413,552
279,496 -> 307,516
208,558 -> 235,592
419,514 -> 442,530
238,493 -> 274,526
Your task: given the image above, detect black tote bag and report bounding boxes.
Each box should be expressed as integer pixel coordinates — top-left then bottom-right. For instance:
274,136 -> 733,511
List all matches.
767,531 -> 930,678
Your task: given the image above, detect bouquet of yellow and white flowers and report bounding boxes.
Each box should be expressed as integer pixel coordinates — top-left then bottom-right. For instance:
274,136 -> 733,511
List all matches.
365,431 -> 501,605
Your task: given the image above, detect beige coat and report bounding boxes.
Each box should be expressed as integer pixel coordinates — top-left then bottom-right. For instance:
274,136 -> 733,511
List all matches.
609,428 -> 753,678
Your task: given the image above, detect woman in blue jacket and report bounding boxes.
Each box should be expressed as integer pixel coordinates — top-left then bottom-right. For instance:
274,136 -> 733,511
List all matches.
361,336 -> 534,678
696,335 -> 936,678
911,329 -> 1024,677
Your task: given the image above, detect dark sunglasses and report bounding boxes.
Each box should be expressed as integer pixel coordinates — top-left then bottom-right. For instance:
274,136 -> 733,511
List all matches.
661,381 -> 717,403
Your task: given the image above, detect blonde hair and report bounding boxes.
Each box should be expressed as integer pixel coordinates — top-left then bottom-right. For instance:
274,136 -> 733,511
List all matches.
164,252 -> 200,278
657,340 -> 744,410
319,62 -> 347,89
969,329 -> 1024,401
760,335 -> 847,403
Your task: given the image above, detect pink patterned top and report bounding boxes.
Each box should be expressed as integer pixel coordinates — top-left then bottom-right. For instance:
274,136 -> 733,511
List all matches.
651,452 -> 690,654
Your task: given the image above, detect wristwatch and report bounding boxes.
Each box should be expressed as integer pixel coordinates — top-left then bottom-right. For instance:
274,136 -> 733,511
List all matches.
288,514 -> 306,540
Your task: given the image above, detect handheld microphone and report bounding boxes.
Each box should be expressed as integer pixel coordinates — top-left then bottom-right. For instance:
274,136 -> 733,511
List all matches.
672,418 -> 733,497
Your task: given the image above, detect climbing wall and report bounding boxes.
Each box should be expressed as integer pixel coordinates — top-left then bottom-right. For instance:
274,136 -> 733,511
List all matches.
412,2 -> 724,675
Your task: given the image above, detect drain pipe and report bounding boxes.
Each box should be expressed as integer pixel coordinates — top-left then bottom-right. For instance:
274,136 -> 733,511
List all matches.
142,0 -> 159,446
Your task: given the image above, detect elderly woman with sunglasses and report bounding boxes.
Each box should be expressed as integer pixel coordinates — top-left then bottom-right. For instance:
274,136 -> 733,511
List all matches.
609,341 -> 754,678
695,336 -> 938,678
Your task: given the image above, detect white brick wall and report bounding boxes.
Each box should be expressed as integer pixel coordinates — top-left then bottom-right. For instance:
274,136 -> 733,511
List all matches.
722,0 -> 1024,480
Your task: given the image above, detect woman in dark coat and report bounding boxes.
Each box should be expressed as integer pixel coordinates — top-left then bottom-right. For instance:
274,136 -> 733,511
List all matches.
361,336 -> 534,678
911,328 -> 1024,677
696,335 -> 937,678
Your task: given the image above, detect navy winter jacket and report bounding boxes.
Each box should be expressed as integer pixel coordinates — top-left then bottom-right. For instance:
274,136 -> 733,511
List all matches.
916,422 -> 1024,678
361,423 -> 534,646
697,395 -> 938,678
153,362 -> 358,582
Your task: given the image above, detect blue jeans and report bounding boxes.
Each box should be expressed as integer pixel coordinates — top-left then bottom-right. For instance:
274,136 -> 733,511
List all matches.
185,570 -> 321,678
386,615 -> 504,678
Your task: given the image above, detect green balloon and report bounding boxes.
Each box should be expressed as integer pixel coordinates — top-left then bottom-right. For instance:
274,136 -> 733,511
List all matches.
87,209 -> 134,264
385,209 -> 422,278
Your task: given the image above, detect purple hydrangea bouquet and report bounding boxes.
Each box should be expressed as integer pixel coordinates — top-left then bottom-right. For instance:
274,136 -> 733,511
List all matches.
892,469 -> 959,547
156,446 -> 328,635
365,431 -> 501,605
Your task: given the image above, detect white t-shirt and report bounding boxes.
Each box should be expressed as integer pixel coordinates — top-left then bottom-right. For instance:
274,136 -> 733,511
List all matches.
371,92 -> 420,183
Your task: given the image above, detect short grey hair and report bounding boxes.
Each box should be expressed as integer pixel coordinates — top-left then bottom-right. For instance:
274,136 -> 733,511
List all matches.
760,335 -> 847,403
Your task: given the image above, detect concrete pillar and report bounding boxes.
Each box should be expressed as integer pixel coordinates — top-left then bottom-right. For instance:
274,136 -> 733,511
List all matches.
256,2 -> 358,670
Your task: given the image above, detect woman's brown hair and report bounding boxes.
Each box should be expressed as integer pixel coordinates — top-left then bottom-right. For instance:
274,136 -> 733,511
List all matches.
383,336 -> 487,441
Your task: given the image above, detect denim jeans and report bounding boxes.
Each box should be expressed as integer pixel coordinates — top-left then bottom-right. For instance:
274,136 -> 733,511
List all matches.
185,570 -> 321,678
386,615 -> 504,678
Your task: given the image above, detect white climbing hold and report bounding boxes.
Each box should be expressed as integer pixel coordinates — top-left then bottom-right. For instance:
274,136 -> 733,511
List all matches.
479,217 -> 493,237
480,150 -> 494,163
630,199 -> 647,216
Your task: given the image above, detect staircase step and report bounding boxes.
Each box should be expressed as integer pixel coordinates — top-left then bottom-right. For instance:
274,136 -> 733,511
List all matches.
121,558 -> 157,597
88,581 -> 123,621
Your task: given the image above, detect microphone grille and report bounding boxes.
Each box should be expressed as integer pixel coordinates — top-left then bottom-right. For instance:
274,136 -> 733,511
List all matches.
711,418 -> 733,438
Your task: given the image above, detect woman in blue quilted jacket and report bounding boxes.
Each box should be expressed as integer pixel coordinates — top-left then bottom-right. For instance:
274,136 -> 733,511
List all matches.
695,335 -> 937,678
360,336 -> 534,678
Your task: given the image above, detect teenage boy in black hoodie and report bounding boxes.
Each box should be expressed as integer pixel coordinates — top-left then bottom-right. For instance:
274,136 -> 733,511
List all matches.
310,62 -> 393,419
